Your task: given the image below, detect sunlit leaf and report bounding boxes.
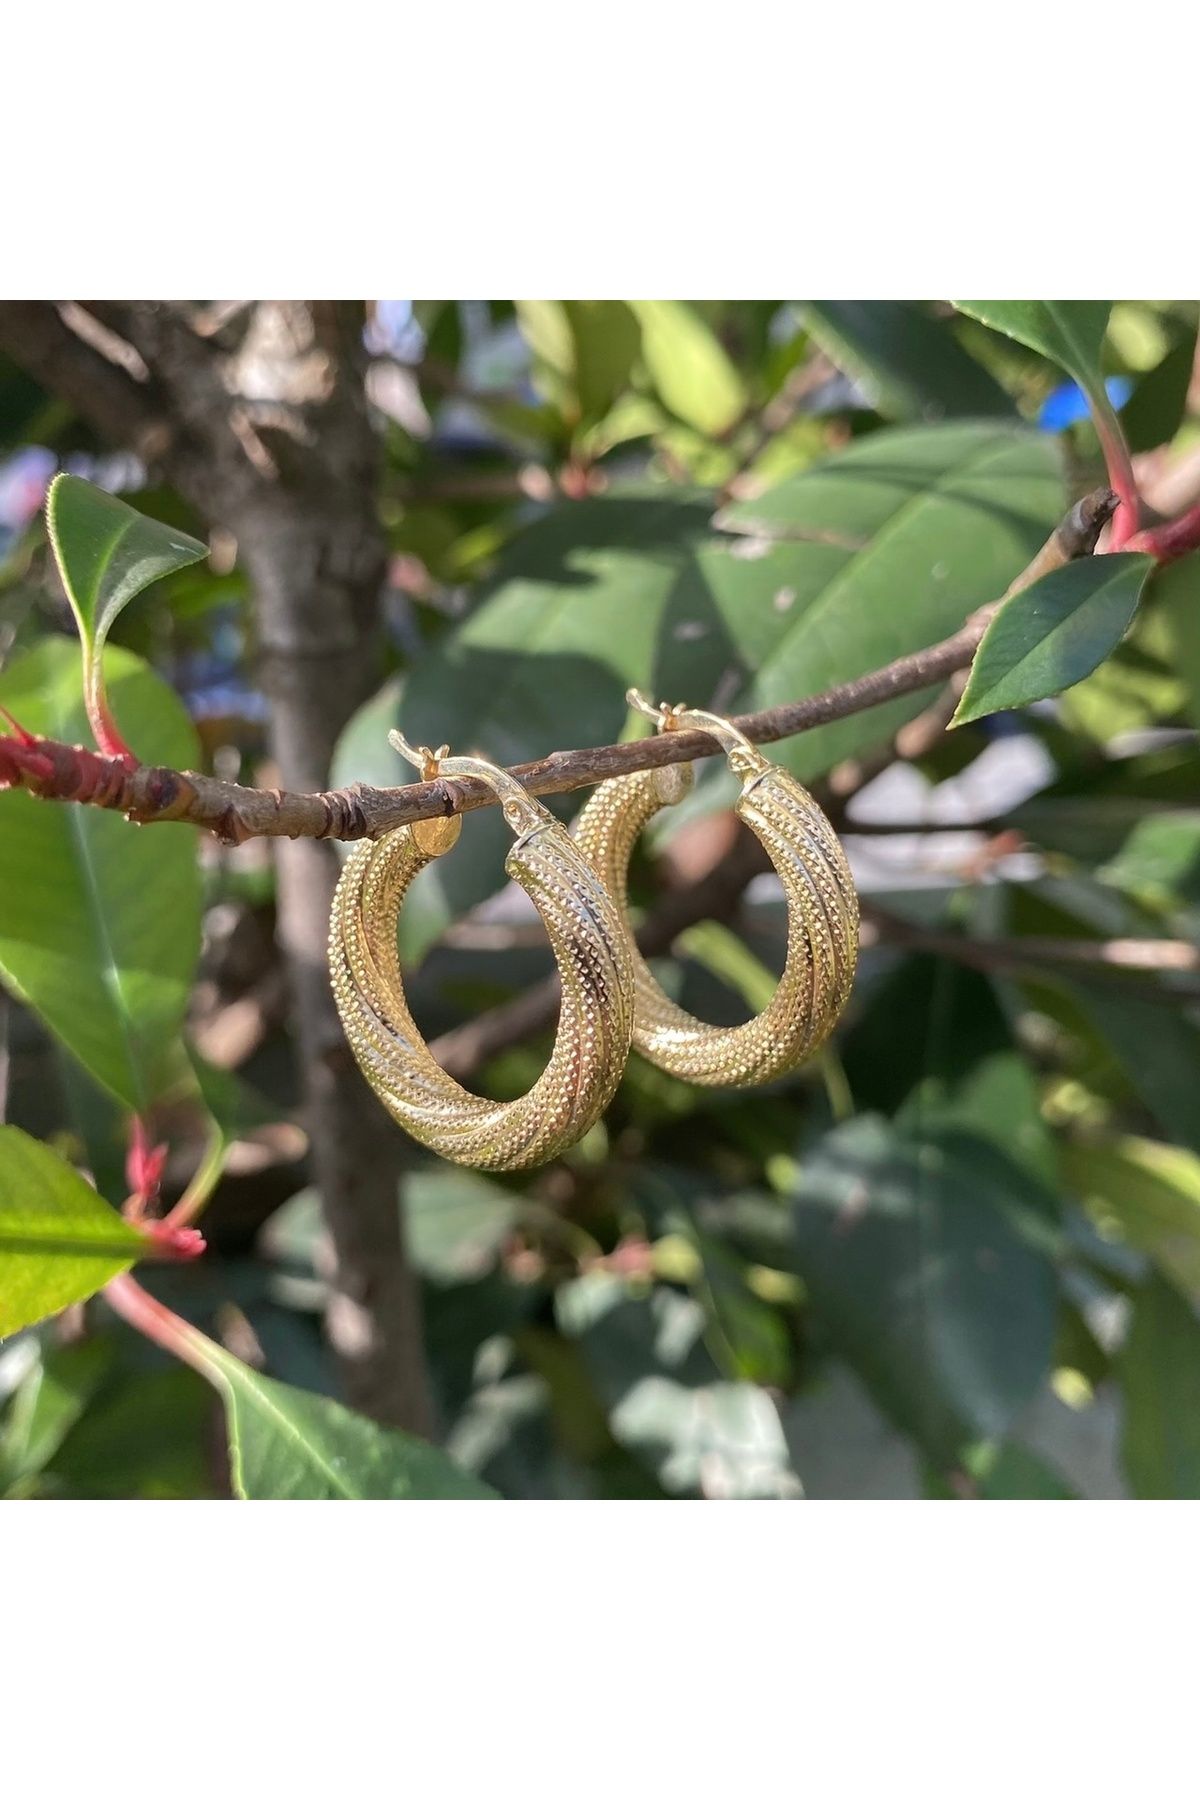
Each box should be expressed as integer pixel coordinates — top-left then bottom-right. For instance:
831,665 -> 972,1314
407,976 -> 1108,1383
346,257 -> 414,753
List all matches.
1062,1134 -> 1200,1299
401,423 -> 1063,793
0,1126 -> 148,1337
46,474 -> 206,747
951,553 -> 1153,725
189,1335 -> 498,1499
629,300 -> 746,438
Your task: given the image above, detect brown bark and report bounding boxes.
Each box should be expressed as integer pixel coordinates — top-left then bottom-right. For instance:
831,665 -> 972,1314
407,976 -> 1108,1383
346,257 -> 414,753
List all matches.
0,300 -> 433,1433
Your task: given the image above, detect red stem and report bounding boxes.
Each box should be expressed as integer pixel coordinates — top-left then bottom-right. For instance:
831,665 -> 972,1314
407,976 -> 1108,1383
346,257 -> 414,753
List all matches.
103,1272 -> 213,1379
1126,500 -> 1200,566
1093,405 -> 1141,550
89,684 -> 135,762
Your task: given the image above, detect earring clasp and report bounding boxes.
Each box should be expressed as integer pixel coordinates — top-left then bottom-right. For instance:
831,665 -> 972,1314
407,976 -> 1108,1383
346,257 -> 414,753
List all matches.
625,688 -> 768,782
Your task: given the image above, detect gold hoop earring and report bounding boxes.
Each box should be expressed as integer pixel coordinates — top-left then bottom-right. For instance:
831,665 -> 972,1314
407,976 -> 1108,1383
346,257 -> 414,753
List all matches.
573,691 -> 858,1087
329,733 -> 634,1170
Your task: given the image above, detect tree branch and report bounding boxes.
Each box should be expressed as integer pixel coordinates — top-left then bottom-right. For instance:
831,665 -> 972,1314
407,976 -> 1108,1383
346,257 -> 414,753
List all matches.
862,903 -> 1200,1001
0,301 -> 172,461
0,489 -> 1117,845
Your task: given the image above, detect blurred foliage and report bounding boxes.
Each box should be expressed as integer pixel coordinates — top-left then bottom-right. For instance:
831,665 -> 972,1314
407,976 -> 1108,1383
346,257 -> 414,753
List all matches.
3,298 -> 1200,1499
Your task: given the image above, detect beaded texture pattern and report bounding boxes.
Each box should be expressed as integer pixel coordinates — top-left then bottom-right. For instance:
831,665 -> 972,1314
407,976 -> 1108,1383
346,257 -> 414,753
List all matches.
329,804 -> 634,1171
573,755 -> 859,1086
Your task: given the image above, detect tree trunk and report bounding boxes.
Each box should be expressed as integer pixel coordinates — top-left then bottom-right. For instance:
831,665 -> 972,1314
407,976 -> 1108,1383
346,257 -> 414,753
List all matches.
0,299 -> 434,1433
233,487 -> 433,1434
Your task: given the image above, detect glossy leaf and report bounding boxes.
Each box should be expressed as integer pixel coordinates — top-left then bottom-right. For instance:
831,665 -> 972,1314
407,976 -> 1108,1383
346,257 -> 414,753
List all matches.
0,638 -> 203,1107
804,301 -> 1014,421
953,301 -> 1111,397
194,1339 -> 498,1498
790,1116 -> 1059,1463
1062,1135 -> 1200,1299
0,1126 -> 148,1336
953,303 -> 1132,525
1120,1274 -> 1200,1498
46,474 -> 206,746
401,423 -> 1063,792
952,553 -> 1152,725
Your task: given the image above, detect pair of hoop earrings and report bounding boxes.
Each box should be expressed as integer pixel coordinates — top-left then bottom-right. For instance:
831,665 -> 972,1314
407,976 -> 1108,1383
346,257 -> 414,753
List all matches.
329,692 -> 859,1171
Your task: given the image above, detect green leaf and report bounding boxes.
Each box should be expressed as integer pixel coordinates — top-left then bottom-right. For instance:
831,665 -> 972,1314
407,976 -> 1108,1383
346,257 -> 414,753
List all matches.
1062,1135 -> 1200,1300
181,1052 -> 283,1219
41,1364 -> 216,1499
953,302 -> 1133,511
563,301 -> 641,425
45,474 -> 206,747
515,302 -> 642,433
609,1376 -> 802,1498
1119,1274 -> 1200,1498
803,301 -> 1014,421
0,638 -> 202,1108
0,1126 -> 148,1337
790,1116 -> 1059,1464
0,1337 -> 113,1493
194,1340 -> 497,1498
406,1166 -> 521,1285
554,1270 -> 799,1496
1121,325 -> 1199,453
401,423 -> 1064,795
924,1438 -> 1076,1500
629,300 -> 746,437
953,301 -> 1111,397
844,957 -> 1056,1185
951,553 -> 1153,726
1071,989 -> 1200,1159
1057,599 -> 1185,744
691,1233 -> 793,1387
1156,553 -> 1200,732
1098,811 -> 1200,909
676,920 -> 778,1014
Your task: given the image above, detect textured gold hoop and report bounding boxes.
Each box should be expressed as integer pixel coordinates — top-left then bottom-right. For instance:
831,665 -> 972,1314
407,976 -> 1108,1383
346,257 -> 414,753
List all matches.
572,691 -> 859,1087
329,733 -> 634,1170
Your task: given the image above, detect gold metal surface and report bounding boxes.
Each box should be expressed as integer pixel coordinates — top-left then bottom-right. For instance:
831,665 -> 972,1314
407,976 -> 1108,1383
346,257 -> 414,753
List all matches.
329,736 -> 634,1170
573,692 -> 859,1086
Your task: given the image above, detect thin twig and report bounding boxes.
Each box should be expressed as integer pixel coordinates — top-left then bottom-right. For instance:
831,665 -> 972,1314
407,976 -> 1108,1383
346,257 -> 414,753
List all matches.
0,489 -> 1117,847
862,904 -> 1200,1001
